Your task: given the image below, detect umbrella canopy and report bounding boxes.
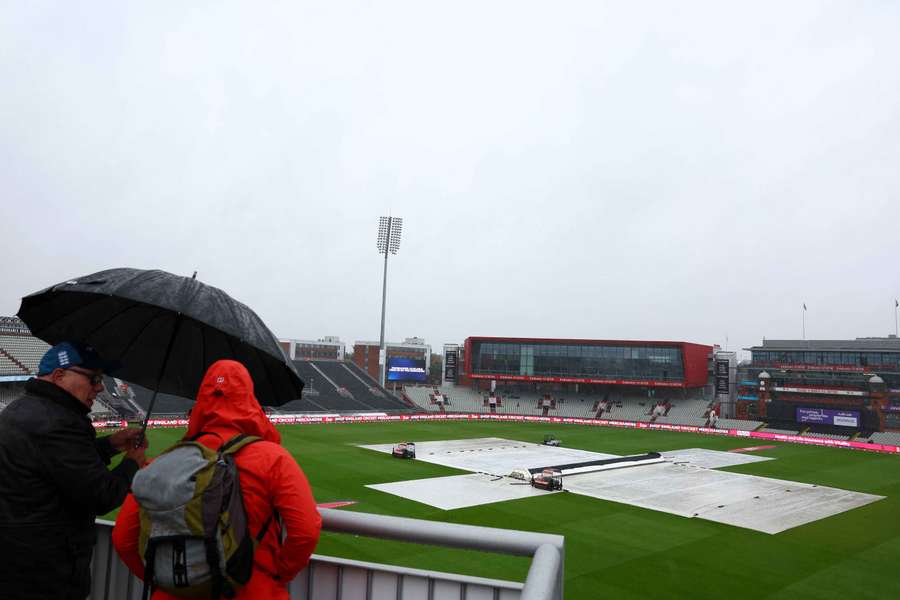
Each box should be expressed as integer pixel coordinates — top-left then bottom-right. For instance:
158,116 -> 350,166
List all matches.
17,268 -> 303,407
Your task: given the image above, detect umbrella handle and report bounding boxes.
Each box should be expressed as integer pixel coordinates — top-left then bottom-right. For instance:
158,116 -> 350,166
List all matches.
137,313 -> 184,446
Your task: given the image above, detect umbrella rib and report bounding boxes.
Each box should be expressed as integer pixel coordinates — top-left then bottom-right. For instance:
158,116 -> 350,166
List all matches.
78,300 -> 144,347
118,308 -> 171,365
22,292 -> 106,338
22,268 -> 149,337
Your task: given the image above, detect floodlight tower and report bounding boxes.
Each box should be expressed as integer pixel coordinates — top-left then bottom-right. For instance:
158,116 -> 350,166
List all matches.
376,216 -> 402,387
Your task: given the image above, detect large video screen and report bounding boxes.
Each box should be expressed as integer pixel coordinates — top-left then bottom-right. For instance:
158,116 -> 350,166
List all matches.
387,357 -> 428,382
796,407 -> 859,428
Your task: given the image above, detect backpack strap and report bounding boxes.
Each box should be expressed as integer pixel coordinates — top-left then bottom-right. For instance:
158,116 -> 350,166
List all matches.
186,430 -> 223,442
216,435 -> 280,548
204,537 -> 224,600
218,434 -> 282,548
219,434 -> 262,456
256,509 -> 283,547
141,541 -> 158,600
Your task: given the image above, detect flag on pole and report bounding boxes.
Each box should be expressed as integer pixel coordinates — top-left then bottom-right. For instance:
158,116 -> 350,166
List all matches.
803,303 -> 807,311
896,299 -> 898,308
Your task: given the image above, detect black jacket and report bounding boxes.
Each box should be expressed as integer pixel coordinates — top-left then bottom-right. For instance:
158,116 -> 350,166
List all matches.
0,378 -> 139,599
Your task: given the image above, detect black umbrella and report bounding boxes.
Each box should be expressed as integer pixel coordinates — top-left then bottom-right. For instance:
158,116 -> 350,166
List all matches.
17,268 -> 304,433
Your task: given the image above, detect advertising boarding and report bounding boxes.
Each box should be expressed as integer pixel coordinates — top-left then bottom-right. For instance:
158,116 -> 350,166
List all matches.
796,407 -> 860,428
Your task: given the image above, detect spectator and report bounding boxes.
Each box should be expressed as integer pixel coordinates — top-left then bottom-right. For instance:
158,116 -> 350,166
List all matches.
113,360 -> 321,599
0,342 -> 147,600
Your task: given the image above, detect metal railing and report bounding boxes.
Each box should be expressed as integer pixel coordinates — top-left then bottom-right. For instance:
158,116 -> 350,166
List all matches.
91,508 -> 564,600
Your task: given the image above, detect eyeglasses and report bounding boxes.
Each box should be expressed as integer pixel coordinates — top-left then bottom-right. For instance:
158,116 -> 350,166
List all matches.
68,367 -> 104,386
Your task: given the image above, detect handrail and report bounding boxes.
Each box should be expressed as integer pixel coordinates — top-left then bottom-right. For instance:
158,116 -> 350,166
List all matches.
319,508 -> 565,599
93,510 -> 564,600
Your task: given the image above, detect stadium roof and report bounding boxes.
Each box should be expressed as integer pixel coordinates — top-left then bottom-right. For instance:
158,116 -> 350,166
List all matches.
747,338 -> 900,352
355,341 -> 431,350
466,336 -> 711,347
0,316 -> 30,334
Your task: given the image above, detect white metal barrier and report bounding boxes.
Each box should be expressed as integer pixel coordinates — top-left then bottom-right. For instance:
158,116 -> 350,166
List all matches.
90,508 -> 565,600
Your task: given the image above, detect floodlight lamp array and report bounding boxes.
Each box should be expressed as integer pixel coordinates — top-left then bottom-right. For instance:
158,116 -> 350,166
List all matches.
389,218 -> 402,255
377,216 -> 403,255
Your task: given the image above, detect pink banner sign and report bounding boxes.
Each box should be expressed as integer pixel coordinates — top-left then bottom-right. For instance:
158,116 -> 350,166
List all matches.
114,413 -> 900,455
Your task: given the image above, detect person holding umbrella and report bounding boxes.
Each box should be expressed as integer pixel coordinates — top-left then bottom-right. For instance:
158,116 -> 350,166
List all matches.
0,341 -> 148,600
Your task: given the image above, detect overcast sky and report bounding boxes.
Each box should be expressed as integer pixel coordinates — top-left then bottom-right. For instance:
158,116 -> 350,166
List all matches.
2,1 -> 899,359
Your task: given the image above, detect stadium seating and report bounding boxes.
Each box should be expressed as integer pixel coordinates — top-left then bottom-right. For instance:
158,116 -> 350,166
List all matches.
274,361 -> 411,413
799,431 -> 850,441
127,384 -> 194,415
311,361 -> 410,411
715,418 -> 764,431
388,380 -> 900,447
0,334 -> 50,374
868,431 -> 900,446
760,427 -> 800,435
552,398 -> 598,418
89,393 -> 117,420
0,352 -> 26,376
284,360 -> 368,411
403,386 -> 443,412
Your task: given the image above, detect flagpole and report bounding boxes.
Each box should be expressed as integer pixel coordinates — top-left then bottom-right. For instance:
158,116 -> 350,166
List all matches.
802,305 -> 806,340
895,299 -> 898,337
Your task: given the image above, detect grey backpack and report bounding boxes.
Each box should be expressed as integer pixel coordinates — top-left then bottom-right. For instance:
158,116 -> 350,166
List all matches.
131,433 -> 274,600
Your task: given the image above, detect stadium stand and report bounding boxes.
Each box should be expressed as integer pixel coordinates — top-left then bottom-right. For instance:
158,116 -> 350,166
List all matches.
89,393 -> 117,420
552,398 -> 598,418
103,379 -> 145,420
275,360 -> 411,413
404,386 -> 443,412
0,333 -> 50,374
760,427 -> 801,435
288,360 -> 371,412
312,361 -> 410,411
432,384 -> 485,413
715,418 -> 764,431
868,431 -> 900,446
800,431 -> 850,441
127,383 -> 194,416
405,384 -> 727,425
0,352 -> 26,376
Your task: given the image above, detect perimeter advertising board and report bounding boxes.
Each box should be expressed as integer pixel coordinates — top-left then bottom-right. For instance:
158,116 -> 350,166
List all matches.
387,357 -> 428,382
796,407 -> 860,428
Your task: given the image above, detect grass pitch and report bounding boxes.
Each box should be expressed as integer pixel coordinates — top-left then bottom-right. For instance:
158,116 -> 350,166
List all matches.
132,422 -> 900,600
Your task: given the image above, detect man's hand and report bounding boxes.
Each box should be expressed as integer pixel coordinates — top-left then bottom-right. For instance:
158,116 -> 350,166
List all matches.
124,443 -> 148,468
107,428 -> 146,453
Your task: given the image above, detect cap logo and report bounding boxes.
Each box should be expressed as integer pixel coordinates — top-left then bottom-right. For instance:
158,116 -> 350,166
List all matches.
58,351 -> 70,366
216,376 -> 225,383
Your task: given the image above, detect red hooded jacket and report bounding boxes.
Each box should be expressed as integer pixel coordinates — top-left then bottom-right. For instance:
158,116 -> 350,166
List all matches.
112,360 -> 321,599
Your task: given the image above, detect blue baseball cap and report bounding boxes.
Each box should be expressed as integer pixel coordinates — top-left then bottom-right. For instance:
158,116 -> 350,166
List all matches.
38,342 -> 122,376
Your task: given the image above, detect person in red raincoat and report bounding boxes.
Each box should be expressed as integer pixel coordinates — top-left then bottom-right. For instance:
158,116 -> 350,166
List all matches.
112,360 -> 321,599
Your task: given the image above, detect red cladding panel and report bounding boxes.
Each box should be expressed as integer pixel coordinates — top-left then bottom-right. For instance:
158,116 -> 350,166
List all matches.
682,342 -> 713,388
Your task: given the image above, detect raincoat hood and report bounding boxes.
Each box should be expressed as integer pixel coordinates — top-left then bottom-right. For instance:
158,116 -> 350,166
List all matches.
185,360 -> 280,444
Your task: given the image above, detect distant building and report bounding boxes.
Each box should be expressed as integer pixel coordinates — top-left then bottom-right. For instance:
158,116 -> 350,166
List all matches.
463,336 -> 712,388
353,339 -> 431,383
737,337 -> 900,432
279,337 -> 345,361
0,316 -> 30,334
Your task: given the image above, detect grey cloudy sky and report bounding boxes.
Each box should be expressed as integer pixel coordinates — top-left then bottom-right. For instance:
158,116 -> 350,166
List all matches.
2,1 -> 899,358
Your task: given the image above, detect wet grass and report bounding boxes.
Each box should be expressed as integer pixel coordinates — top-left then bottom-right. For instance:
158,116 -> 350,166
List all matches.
125,421 -> 900,599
